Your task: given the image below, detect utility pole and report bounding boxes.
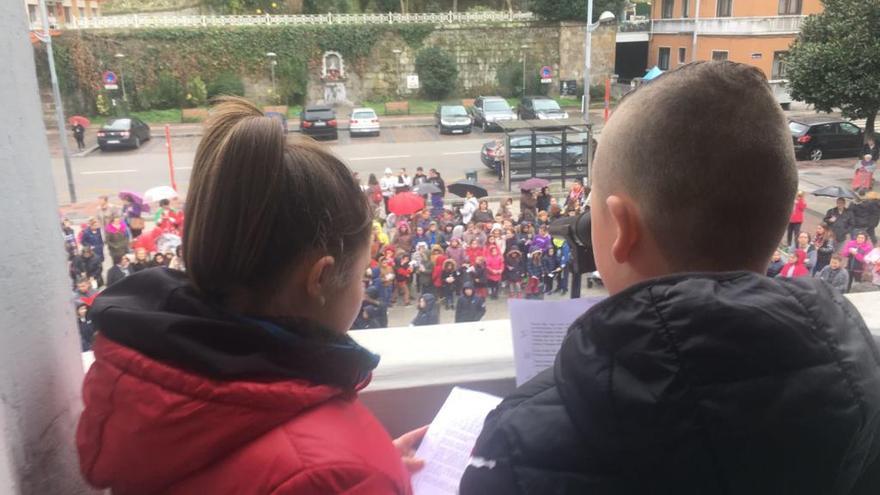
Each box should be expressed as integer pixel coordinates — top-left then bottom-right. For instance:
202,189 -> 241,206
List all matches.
114,52 -> 127,103
521,46 -> 527,98
581,0 -> 594,125
39,0 -> 76,204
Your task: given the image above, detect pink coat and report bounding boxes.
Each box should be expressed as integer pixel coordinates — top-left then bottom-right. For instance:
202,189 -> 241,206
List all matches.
486,246 -> 505,282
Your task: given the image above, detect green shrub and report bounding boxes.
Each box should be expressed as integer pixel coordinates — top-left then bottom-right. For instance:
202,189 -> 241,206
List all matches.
145,73 -> 185,109
206,72 -> 245,99
185,76 -> 208,108
496,58 -> 522,98
415,47 -> 458,100
589,84 -> 605,100
96,93 -> 110,116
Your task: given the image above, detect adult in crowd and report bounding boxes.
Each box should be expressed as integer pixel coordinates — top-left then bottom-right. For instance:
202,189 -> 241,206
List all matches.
841,230 -> 874,292
106,255 -> 132,287
864,239 -> 880,290
850,192 -> 880,243
519,188 -> 537,222
78,97 -> 425,494
824,197 -> 854,243
72,245 -> 103,289
863,134 -> 880,161
817,253 -> 850,294
379,167 -> 397,213
460,61 -> 880,494
80,217 -> 105,264
395,167 -> 412,192
812,223 -> 836,274
71,276 -> 97,308
790,231 -> 816,273
62,217 -> 77,261
96,195 -> 120,228
121,195 -> 145,238
104,216 -> 129,262
460,190 -> 479,225
366,173 -> 383,212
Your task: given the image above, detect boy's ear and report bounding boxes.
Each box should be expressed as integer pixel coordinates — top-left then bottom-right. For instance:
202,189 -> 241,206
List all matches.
606,195 -> 640,265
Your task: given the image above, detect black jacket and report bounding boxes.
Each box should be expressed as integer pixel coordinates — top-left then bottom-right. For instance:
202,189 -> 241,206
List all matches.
352,300 -> 387,330
455,293 -> 486,323
106,265 -> 131,287
825,207 -> 855,240
851,201 -> 880,230
460,272 -> 880,495
412,293 -> 440,326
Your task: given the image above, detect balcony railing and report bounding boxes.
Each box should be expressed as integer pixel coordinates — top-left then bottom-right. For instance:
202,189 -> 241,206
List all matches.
31,10 -> 535,30
651,15 -> 805,36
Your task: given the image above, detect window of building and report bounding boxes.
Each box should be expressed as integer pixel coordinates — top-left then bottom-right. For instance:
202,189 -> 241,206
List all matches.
778,0 -> 802,14
682,0 -> 690,18
92,8 -> 98,17
659,47 -> 671,70
79,7 -> 85,18
771,51 -> 788,79
711,51 -> 729,61
661,0 -> 674,19
716,0 -> 732,17
63,6 -> 71,22
678,48 -> 687,64
27,4 -> 38,23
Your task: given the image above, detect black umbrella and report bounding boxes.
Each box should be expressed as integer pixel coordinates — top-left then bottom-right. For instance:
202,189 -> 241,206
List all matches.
412,182 -> 442,195
812,186 -> 855,199
448,180 -> 488,198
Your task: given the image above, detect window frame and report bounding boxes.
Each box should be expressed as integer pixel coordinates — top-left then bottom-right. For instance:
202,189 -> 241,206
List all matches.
682,0 -> 690,18
771,51 -> 788,80
678,47 -> 687,64
778,0 -> 802,15
711,50 -> 729,61
661,0 -> 675,19
716,0 -> 733,17
658,47 -> 671,70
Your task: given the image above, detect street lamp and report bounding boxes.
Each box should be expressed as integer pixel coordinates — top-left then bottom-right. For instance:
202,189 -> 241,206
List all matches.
520,44 -> 528,98
581,3 -> 616,124
266,52 -> 277,99
392,49 -> 403,98
114,52 -> 127,103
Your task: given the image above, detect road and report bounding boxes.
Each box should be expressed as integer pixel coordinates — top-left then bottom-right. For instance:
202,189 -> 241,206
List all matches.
52,126 -> 504,204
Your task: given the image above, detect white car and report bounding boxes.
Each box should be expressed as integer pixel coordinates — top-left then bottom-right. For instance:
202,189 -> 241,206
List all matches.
349,108 -> 380,137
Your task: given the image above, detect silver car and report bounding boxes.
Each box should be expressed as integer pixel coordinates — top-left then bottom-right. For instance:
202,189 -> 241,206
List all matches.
471,96 -> 517,131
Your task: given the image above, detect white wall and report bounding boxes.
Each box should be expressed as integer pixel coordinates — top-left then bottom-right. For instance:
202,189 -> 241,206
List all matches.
0,3 -> 95,493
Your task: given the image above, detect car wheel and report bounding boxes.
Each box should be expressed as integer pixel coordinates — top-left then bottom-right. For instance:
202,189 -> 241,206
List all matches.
133,137 -> 141,149
810,147 -> 823,161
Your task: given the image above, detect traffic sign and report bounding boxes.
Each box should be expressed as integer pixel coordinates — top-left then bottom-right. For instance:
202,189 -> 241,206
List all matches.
540,66 -> 553,78
102,71 -> 118,90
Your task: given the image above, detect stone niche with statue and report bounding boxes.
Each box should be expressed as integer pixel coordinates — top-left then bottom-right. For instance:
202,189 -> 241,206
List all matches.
319,51 -> 352,107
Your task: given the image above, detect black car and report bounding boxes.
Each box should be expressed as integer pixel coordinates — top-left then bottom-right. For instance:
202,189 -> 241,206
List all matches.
97,118 -> 151,151
789,117 -> 863,161
300,106 -> 338,140
517,96 -> 569,120
435,104 -> 472,134
480,134 -> 586,178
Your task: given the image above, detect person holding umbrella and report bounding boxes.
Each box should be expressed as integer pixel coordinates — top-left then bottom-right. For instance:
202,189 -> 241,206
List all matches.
120,191 -> 147,238
823,197 -> 854,243
73,122 -> 86,151
460,190 -> 478,224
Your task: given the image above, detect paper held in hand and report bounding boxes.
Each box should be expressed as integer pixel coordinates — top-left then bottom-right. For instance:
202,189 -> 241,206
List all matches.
508,297 -> 604,386
411,387 -> 502,495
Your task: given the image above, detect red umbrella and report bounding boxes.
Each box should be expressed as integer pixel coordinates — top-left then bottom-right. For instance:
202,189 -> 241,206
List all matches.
68,115 -> 90,128
388,192 -> 425,216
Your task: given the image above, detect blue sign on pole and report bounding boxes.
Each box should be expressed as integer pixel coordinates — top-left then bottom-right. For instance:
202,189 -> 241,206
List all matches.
102,71 -> 118,85
540,66 -> 553,78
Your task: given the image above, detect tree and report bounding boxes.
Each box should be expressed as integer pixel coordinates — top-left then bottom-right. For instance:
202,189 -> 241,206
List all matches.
529,0 -> 625,23
786,0 -> 880,137
415,47 -> 458,100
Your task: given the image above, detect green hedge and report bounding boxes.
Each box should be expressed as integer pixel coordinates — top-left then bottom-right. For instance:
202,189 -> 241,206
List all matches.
34,24 -> 437,115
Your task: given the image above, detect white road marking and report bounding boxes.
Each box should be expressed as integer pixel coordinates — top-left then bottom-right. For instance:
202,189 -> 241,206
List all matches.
80,169 -> 138,175
175,166 -> 192,170
348,154 -> 411,161
442,150 -> 481,155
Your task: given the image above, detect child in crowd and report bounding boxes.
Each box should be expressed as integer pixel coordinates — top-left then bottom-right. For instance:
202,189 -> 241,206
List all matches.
471,257 -> 488,299
440,259 -> 460,310
486,245 -> 504,300
412,293 -> 439,326
841,231 -> 873,291
352,286 -> 388,330
394,252 -> 414,306
543,246 -> 561,294
813,224 -> 836,274
777,249 -> 810,278
816,254 -> 850,294
77,303 -> 95,352
455,282 -> 486,323
504,249 -> 524,298
766,250 -> 785,278
525,251 -> 545,299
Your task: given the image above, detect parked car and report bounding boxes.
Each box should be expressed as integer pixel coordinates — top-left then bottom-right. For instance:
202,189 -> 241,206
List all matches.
517,96 -> 569,120
97,118 -> 151,151
300,105 -> 338,140
480,134 -> 586,178
470,96 -> 517,131
789,116 -> 864,161
435,104 -> 472,134
349,107 -> 380,137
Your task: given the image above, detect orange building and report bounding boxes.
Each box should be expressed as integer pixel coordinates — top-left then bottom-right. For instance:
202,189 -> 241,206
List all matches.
25,0 -> 102,29
648,0 -> 822,104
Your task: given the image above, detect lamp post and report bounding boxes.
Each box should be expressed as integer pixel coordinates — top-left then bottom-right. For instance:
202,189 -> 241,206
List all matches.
114,52 -> 127,103
581,3 -> 616,124
266,52 -> 277,99
520,44 -> 528,98
392,49 -> 402,98
38,0 -> 76,203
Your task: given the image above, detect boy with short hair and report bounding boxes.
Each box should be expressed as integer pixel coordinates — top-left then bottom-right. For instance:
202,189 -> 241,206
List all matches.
460,61 -> 880,494
816,253 -> 850,294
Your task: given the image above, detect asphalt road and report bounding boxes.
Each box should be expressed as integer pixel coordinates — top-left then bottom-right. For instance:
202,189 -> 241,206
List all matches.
52,126 -> 501,204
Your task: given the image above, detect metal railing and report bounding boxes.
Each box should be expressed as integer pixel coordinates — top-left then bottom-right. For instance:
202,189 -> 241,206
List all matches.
35,10 -> 535,30
651,15 -> 805,35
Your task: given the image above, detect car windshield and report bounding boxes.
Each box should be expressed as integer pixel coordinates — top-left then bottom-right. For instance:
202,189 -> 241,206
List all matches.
352,111 -> 375,119
788,122 -> 809,134
441,106 -> 468,117
532,99 -> 561,111
305,109 -> 334,119
104,119 -> 131,130
484,100 -> 511,112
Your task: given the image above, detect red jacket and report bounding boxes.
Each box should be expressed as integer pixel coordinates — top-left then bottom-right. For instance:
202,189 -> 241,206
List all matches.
77,269 -> 411,495
790,197 -> 806,224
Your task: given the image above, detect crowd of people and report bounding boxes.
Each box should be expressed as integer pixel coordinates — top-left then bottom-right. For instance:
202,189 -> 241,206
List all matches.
67,194 -> 185,350
350,166 -> 591,330
771,189 -> 880,293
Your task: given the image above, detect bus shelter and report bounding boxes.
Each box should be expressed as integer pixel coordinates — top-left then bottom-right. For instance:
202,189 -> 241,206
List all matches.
498,118 -> 593,191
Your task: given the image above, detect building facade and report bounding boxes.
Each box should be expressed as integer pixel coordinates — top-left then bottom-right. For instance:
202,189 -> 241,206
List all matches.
25,0 -> 101,29
648,0 -> 822,84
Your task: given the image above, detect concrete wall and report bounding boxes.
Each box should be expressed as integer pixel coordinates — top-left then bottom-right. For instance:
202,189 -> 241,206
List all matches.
0,2 -> 94,493
307,21 -> 619,105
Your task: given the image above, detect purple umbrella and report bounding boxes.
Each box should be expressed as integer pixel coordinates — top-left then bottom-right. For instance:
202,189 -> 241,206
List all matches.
520,177 -> 550,191
119,190 -> 151,213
